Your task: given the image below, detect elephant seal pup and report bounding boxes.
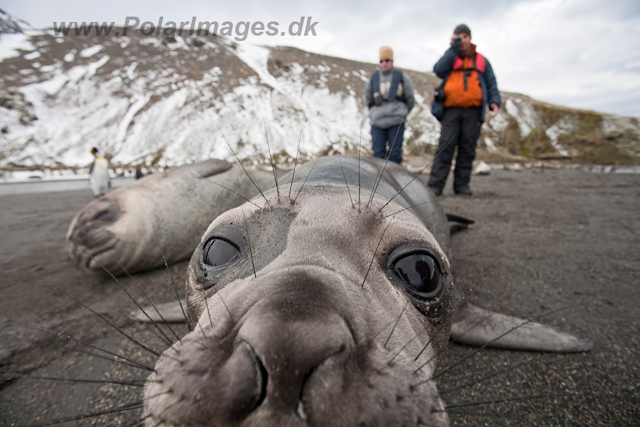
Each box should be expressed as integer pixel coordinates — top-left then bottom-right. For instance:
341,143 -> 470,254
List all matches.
67,159 -> 274,275
142,156 -> 591,426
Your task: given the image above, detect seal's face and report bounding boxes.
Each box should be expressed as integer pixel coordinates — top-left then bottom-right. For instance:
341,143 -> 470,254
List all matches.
66,193 -> 126,271
144,182 -> 455,426
66,186 -> 162,275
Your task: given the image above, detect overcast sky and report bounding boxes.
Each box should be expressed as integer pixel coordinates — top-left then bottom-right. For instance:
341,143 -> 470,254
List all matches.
5,0 -> 640,117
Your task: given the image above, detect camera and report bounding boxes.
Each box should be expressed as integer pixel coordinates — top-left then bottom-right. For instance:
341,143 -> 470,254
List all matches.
453,36 -> 462,44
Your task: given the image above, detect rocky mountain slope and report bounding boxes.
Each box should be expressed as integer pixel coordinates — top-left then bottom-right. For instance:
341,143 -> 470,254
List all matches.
1,27 -> 639,168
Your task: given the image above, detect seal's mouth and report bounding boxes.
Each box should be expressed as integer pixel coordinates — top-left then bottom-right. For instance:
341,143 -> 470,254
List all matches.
142,263 -> 451,427
67,230 -> 118,271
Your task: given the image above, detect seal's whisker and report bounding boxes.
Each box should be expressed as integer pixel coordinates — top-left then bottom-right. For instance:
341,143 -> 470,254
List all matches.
128,408 -> 166,427
358,129 -> 362,212
439,357 -> 534,396
387,261 -> 501,367
112,304 -> 174,349
70,243 -> 176,346
338,157 -> 355,208
293,158 -> 318,204
11,324 -> 155,372
114,259 -> 181,344
144,390 -> 174,401
15,375 -> 146,387
28,401 -> 144,427
361,217 -> 394,288
263,118 -> 280,202
383,301 -> 409,348
216,123 -> 271,208
412,261 -> 503,362
455,311 -> 498,341
137,394 -> 186,427
202,288 -> 214,329
381,200 -> 438,218
444,392 -> 569,410
367,115 -> 406,208
409,311 -> 500,376
64,293 -> 164,358
446,410 -> 526,421
289,120 -> 305,199
204,179 -> 261,209
148,216 -> 190,327
73,348 -> 150,372
242,207 -> 257,278
217,291 -> 235,323
415,304 -> 581,384
376,135 -> 456,215
371,319 -> 398,342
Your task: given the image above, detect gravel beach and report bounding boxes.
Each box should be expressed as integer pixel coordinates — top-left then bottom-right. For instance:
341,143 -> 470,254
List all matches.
0,167 -> 638,426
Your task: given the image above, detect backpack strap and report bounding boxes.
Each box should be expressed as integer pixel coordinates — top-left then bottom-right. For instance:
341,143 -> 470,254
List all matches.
475,53 -> 486,73
452,53 -> 486,73
372,71 -> 382,105
452,56 -> 463,70
372,70 -> 403,105
387,70 -> 403,101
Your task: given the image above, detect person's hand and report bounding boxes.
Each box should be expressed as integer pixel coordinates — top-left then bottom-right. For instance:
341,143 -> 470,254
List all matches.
450,34 -> 461,45
490,103 -> 500,117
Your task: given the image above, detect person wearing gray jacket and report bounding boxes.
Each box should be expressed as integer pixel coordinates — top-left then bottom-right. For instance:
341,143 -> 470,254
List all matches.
365,46 -> 415,164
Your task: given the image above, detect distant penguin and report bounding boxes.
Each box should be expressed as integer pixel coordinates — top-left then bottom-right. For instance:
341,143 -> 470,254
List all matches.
89,147 -> 110,197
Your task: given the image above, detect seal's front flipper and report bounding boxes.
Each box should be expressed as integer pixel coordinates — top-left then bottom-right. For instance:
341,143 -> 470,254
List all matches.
129,300 -> 189,323
446,212 -> 475,235
451,303 -> 593,353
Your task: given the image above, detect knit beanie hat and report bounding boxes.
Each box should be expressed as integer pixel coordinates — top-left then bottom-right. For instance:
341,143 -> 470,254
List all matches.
379,46 -> 394,61
453,24 -> 471,36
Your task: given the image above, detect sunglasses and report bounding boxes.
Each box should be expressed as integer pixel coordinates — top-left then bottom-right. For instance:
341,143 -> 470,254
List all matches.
380,59 -> 392,63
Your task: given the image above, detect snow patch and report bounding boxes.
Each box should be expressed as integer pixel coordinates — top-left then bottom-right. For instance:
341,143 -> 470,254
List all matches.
0,33 -> 36,62
39,64 -> 57,72
116,95 -> 151,143
484,137 -> 497,152
24,50 -> 41,60
545,119 -> 572,156
79,45 -> 103,58
233,43 -> 279,89
505,98 -> 532,137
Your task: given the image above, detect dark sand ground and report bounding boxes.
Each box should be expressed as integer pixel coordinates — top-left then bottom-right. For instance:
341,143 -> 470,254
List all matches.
0,167 -> 639,426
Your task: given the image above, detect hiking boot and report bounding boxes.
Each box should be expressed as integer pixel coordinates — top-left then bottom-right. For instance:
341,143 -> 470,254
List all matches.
429,187 -> 443,196
454,187 -> 473,196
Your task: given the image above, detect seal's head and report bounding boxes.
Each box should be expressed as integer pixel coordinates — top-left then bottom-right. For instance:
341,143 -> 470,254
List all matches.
144,182 -> 455,426
66,159 -> 251,275
66,185 -> 152,274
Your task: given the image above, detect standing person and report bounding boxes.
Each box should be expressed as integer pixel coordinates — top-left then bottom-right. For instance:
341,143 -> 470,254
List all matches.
89,147 -> 111,197
365,46 -> 415,164
428,24 -> 500,196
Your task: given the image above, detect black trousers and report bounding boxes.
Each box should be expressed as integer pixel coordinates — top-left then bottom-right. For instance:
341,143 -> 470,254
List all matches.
428,107 -> 482,191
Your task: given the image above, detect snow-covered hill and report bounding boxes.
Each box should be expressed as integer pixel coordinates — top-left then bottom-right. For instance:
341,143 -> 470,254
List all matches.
1,27 -> 639,168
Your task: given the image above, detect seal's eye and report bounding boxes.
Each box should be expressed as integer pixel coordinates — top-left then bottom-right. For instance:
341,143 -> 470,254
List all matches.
393,252 -> 442,300
203,238 -> 240,267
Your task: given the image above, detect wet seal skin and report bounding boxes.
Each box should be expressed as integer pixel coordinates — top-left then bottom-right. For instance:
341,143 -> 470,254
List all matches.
133,156 -> 592,426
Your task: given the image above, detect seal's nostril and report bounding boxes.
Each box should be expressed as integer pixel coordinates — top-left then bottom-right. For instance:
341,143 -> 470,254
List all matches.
90,204 -> 120,222
244,342 -> 268,411
255,351 -> 268,407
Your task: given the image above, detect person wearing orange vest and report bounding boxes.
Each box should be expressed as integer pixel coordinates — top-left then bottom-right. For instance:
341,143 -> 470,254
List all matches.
428,24 -> 500,196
